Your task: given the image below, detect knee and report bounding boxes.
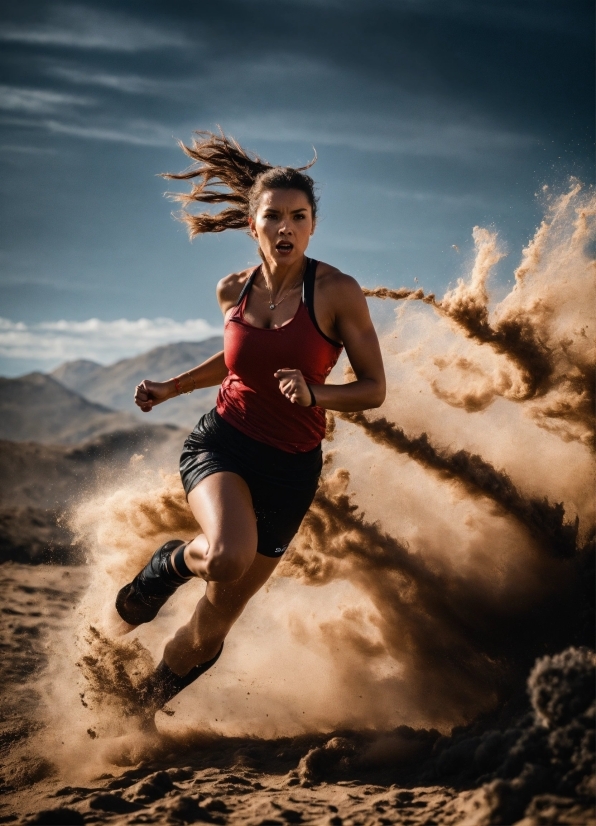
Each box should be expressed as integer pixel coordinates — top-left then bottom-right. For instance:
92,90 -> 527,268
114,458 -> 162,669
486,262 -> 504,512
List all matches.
185,534 -> 255,582
186,536 -> 252,582
204,547 -> 251,582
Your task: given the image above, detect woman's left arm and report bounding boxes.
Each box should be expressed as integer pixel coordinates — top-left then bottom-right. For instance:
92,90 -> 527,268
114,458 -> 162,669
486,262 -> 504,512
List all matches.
275,276 -> 386,412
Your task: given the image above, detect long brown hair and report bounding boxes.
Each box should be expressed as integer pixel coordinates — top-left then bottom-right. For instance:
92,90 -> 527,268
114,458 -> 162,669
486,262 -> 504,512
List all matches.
162,130 -> 318,237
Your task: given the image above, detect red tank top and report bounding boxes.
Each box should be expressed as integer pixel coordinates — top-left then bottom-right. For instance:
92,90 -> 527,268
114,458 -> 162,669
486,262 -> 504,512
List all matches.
216,258 -> 343,452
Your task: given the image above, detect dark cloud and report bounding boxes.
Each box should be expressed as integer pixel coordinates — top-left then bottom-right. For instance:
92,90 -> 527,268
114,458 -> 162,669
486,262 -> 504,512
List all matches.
0,0 -> 592,370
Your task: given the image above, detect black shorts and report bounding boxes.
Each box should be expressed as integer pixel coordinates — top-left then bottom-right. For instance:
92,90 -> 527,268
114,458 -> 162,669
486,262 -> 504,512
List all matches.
179,409 -> 322,558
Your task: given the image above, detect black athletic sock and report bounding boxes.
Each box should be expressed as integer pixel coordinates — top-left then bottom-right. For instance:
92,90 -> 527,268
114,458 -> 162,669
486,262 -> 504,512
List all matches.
169,542 -> 194,579
141,644 -> 224,709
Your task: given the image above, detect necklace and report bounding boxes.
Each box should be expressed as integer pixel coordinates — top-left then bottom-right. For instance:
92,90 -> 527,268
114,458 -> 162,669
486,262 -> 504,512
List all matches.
262,259 -> 307,310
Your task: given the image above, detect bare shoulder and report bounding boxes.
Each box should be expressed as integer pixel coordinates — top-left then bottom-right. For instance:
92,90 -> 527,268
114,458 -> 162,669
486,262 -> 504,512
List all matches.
217,267 -> 255,312
315,261 -> 366,305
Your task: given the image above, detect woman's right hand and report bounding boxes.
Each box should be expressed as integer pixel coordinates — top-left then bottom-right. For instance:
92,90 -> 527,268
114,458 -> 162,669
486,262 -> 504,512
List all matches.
134,379 -> 173,413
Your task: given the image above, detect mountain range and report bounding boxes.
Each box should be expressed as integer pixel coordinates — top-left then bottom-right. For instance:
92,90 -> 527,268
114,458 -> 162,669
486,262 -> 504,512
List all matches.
0,373 -> 140,445
0,424 -> 186,564
0,338 -> 222,562
51,337 -> 223,430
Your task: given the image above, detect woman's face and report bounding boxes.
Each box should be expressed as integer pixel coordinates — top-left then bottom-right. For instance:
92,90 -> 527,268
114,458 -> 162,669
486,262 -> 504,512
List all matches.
249,188 -> 315,267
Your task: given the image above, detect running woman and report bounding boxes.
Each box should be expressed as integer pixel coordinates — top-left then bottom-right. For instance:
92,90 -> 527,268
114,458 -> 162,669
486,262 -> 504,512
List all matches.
115,131 -> 386,712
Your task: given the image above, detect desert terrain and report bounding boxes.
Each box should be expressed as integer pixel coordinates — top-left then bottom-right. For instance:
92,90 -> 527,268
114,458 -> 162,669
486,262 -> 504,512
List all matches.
0,190 -> 594,825
0,561 -> 593,825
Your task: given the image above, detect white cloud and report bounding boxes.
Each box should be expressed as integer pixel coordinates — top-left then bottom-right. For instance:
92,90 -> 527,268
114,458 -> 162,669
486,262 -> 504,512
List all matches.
42,51 -> 523,157
368,183 -> 492,208
1,38 -> 537,162
0,112 -> 178,147
0,4 -> 189,52
47,66 -> 192,98
43,118 -> 175,146
0,144 -> 58,155
0,85 -> 93,114
0,317 -> 223,368
227,110 -> 536,159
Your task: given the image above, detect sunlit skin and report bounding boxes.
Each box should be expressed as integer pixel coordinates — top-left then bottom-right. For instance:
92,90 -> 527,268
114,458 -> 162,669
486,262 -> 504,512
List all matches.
128,188 -> 386,675
136,189 -> 385,411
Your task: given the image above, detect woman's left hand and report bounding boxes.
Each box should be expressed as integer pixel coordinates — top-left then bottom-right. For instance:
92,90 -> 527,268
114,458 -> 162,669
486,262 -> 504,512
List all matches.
274,368 -> 311,406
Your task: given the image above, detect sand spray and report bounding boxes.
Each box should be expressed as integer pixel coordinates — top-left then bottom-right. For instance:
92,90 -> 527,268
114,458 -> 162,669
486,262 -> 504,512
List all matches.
36,183 -> 594,778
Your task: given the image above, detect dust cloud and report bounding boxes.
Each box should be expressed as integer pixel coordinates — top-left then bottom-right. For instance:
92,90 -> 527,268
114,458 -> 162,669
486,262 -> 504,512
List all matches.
37,183 -> 594,780
365,181 -> 594,445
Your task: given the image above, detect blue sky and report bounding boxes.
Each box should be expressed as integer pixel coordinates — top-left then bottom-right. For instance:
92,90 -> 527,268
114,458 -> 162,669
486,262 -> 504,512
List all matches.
0,0 -> 593,374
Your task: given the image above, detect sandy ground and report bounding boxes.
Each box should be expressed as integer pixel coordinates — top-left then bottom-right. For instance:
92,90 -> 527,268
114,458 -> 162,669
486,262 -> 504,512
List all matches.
0,563 -> 468,826
1,564 -> 593,826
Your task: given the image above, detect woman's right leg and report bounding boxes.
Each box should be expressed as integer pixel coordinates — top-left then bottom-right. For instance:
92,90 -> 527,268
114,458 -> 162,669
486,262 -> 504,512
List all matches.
134,470 -> 270,709
115,471 -> 257,628
162,470 -> 272,675
180,471 -> 258,582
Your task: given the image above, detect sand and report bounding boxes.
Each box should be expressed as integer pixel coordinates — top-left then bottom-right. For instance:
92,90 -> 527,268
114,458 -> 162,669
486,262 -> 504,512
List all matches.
1,563 -> 593,826
0,563 -> 457,826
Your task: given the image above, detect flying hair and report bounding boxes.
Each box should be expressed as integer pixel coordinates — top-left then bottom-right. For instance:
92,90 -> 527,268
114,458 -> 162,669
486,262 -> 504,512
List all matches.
162,129 -> 318,237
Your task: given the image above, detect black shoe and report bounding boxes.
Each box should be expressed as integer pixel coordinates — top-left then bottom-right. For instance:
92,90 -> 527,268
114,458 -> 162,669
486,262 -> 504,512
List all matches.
115,539 -> 190,625
139,644 -> 224,711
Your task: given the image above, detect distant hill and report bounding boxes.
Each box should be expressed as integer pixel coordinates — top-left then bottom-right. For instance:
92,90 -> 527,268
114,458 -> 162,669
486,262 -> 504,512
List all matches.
52,337 -> 223,430
0,425 -> 185,510
0,373 -> 141,445
0,424 -> 186,563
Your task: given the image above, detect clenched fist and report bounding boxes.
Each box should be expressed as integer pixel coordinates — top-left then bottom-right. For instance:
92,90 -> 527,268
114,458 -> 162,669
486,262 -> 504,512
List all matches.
134,379 -> 172,412
274,368 -> 313,407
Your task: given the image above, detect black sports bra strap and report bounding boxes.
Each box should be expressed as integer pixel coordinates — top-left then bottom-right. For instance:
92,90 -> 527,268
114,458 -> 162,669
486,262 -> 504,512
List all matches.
235,265 -> 260,306
303,258 -> 342,348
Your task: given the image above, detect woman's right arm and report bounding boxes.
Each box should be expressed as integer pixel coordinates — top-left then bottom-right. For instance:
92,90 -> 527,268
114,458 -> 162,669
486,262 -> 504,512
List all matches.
135,269 -> 246,412
134,350 -> 228,413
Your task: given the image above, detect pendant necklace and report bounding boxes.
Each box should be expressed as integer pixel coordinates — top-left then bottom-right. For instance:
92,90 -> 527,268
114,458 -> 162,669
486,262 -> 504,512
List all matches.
263,259 -> 307,310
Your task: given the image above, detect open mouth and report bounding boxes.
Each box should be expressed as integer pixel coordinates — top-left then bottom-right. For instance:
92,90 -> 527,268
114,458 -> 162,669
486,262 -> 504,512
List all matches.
275,241 -> 294,254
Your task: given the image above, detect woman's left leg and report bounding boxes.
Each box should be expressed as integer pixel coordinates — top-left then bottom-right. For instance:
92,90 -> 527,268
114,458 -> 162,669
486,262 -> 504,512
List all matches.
163,551 -> 280,676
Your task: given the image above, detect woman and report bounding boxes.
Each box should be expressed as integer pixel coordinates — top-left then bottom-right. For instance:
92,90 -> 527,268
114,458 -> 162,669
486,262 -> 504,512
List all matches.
115,131 -> 386,713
